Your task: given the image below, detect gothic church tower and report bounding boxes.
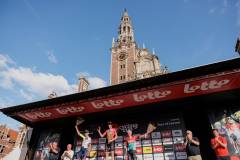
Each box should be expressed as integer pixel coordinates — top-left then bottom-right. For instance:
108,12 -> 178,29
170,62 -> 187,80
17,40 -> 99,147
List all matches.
110,9 -> 167,85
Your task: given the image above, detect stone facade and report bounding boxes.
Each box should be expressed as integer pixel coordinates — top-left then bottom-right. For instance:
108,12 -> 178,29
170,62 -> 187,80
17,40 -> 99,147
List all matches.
110,9 -> 167,85
78,76 -> 89,92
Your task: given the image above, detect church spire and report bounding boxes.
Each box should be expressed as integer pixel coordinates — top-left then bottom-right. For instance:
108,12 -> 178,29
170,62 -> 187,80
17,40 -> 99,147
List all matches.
123,8 -> 128,16
117,9 -> 135,45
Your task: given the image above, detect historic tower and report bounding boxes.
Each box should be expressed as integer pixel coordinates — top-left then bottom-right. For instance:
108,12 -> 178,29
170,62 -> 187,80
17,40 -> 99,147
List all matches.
110,9 -> 167,85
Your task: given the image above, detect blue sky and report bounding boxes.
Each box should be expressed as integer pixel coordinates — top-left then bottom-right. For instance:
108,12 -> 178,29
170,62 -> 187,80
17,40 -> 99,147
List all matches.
0,0 -> 239,130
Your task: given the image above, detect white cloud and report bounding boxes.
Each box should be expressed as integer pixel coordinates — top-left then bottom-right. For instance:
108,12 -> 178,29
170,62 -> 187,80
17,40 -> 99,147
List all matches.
0,76 -> 13,89
88,77 -> 107,90
77,72 -> 90,77
19,89 -> 33,101
47,50 -> 58,64
1,67 -> 75,97
0,54 -> 15,68
0,97 -> 14,109
0,54 -> 107,102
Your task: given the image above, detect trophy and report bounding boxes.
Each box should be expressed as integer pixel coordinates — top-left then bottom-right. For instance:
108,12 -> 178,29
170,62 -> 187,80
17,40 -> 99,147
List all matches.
76,117 -> 85,126
146,122 -> 157,134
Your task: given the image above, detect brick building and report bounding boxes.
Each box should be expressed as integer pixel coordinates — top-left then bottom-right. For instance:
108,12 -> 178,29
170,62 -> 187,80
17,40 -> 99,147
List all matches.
0,124 -> 18,159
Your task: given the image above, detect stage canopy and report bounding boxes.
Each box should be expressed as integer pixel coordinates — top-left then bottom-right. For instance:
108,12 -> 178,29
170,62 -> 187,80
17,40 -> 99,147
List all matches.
1,58 -> 240,126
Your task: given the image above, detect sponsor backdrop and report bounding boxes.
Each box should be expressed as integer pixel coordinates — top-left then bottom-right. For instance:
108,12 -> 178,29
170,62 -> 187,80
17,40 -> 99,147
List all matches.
209,108 -> 240,160
73,113 -> 187,160
32,129 -> 61,160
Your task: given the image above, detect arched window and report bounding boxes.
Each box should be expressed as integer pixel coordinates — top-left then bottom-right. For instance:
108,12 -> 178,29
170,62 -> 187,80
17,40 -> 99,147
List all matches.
123,26 -> 126,32
128,27 -> 130,33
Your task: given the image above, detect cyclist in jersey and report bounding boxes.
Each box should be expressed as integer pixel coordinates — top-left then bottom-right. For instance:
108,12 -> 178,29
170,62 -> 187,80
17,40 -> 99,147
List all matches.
75,125 -> 92,160
126,129 -> 147,160
97,121 -> 118,160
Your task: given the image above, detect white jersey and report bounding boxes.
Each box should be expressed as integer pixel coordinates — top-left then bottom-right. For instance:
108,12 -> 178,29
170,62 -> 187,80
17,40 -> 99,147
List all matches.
62,150 -> 74,160
82,137 -> 91,149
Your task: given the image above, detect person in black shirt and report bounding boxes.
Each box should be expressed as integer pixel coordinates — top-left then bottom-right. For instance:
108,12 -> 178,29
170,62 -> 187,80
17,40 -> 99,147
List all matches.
184,130 -> 202,160
49,141 -> 60,160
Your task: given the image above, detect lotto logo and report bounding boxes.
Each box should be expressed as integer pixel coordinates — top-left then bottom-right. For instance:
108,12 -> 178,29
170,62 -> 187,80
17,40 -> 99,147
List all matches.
153,146 -> 164,153
136,147 -> 143,154
115,149 -> 123,156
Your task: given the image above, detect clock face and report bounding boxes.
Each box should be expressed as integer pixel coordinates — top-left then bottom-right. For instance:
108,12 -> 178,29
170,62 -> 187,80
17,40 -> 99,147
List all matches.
118,52 -> 127,61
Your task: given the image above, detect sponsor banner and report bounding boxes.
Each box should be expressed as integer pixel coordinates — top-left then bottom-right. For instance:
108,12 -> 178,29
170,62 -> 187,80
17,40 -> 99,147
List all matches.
142,140 -> 152,146
98,144 -> 105,151
115,136 -> 124,142
120,124 -> 139,133
99,138 -> 106,144
136,147 -> 143,154
143,154 -> 153,160
153,145 -> 164,153
136,155 -> 143,160
97,151 -> 105,157
176,152 -> 187,159
91,144 -> 98,151
174,144 -> 186,152
209,109 -> 240,158
115,156 -> 124,160
153,153 -> 165,160
173,137 -> 184,144
162,138 -> 173,145
115,148 -> 123,156
151,132 -> 161,139
161,130 -> 172,138
136,141 -> 142,147
143,146 -> 153,154
157,118 -> 182,129
115,142 -> 123,148
33,129 -> 61,160
17,69 -> 240,122
163,145 -> 174,152
73,113 -> 185,160
172,130 -> 183,137
152,139 -> 162,145
92,139 -> 99,144
164,152 -> 176,160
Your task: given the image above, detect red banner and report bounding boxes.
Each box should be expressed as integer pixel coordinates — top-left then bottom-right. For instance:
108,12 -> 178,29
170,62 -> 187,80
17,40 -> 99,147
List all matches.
17,69 -> 240,122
